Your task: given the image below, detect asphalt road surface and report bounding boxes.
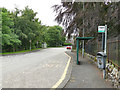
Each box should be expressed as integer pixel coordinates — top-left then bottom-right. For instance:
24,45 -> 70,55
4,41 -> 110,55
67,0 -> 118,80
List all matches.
2,47 -> 69,88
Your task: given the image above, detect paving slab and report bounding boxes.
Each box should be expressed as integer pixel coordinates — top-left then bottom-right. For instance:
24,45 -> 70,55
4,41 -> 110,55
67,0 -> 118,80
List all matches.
64,51 -> 113,88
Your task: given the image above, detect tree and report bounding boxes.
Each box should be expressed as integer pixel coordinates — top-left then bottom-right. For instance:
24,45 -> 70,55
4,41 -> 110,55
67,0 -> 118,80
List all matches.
11,6 -> 44,50
1,7 -> 65,53
2,8 -> 21,52
46,26 -> 65,47
53,1 -> 120,39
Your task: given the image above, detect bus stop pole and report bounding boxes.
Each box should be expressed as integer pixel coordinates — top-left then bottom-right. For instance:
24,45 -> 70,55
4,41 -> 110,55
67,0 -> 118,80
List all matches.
76,39 -> 79,65
104,25 -> 107,54
103,25 -> 107,79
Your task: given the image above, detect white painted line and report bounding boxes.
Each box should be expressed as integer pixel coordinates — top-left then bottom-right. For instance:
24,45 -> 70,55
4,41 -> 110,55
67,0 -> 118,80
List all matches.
51,52 -> 71,88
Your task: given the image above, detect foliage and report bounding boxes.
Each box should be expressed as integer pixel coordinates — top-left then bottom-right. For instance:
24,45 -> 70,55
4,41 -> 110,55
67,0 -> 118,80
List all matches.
1,7 -> 65,52
63,43 -> 72,46
2,8 -> 21,52
46,26 -> 65,47
53,1 -> 120,39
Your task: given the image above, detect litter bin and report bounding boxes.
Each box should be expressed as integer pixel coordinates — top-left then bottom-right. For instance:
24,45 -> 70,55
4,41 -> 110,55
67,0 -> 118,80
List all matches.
97,52 -> 107,69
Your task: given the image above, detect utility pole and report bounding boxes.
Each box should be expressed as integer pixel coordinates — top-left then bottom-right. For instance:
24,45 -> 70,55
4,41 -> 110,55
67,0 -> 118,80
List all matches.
82,1 -> 85,58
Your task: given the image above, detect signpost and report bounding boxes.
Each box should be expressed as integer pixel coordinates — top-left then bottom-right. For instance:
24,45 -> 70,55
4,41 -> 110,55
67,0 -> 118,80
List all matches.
104,25 -> 107,54
98,25 -> 107,79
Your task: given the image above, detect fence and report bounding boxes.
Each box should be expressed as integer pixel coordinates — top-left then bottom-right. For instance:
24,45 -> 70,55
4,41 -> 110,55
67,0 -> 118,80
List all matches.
85,36 -> 120,69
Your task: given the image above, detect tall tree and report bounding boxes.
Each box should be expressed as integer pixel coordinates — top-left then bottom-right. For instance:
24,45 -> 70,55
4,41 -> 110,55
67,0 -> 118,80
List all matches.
46,26 -> 65,47
53,1 -> 120,38
12,6 -> 43,50
2,8 -> 21,52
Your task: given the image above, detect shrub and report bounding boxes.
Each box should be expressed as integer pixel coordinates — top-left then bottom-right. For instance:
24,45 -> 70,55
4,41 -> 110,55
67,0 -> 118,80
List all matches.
63,43 -> 72,46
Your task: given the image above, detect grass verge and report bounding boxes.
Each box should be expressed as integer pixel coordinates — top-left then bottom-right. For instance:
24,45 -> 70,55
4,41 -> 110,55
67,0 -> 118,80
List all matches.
1,48 -> 42,55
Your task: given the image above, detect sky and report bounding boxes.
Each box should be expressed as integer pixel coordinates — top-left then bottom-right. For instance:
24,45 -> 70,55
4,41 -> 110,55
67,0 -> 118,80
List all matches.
0,0 -> 61,26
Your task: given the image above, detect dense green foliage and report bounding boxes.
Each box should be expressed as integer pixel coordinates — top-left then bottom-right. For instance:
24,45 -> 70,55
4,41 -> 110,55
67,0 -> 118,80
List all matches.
63,43 -> 72,46
46,26 -> 65,47
1,7 -> 65,53
2,8 -> 21,52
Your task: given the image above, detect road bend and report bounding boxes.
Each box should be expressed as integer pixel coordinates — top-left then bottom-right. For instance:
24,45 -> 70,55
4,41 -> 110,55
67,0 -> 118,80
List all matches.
2,47 -> 69,88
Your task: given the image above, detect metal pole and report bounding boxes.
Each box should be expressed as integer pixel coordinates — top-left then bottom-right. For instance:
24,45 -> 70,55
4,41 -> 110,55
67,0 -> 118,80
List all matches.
104,25 -> 107,54
102,33 -> 105,52
77,39 -> 79,65
82,1 -> 85,58
103,25 -> 107,79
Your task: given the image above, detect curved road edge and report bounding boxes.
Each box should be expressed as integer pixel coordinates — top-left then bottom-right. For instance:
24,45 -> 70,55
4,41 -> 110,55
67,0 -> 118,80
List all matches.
51,51 -> 73,89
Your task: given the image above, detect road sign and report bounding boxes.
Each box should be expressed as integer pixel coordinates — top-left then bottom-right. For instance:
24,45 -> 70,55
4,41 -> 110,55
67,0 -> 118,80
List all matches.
98,26 -> 105,33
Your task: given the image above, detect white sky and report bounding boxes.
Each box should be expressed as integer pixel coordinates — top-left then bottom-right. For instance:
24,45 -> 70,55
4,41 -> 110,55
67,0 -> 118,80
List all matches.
0,0 -> 61,26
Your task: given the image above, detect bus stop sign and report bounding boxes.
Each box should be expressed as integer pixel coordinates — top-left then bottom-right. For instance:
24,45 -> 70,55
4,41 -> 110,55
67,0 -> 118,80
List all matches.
98,26 -> 105,33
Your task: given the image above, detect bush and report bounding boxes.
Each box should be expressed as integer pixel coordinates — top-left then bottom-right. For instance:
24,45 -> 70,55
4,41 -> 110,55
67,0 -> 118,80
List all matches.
63,43 -> 72,46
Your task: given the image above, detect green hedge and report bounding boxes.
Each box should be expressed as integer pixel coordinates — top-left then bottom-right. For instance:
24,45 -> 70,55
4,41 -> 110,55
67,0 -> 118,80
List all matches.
63,43 -> 72,46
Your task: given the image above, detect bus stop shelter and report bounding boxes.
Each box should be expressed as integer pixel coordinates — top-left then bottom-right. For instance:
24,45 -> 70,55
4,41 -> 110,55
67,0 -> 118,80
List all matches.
76,37 -> 94,65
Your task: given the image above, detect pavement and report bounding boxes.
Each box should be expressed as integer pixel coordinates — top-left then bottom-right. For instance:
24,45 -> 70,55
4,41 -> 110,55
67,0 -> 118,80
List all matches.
2,47 -> 69,88
64,51 -> 113,88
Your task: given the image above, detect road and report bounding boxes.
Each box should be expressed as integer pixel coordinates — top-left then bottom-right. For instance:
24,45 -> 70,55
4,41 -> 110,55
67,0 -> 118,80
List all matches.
2,47 -> 69,88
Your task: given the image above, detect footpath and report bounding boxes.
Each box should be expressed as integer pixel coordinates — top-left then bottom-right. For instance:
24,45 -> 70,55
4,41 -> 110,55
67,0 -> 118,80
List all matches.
64,51 -> 114,88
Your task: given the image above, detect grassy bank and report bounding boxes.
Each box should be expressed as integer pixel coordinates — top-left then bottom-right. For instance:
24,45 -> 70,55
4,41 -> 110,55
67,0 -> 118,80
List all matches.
1,46 -> 65,55
1,48 -> 42,55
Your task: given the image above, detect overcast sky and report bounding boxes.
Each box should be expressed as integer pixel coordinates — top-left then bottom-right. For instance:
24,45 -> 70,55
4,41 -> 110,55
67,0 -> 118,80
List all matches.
0,0 -> 61,26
